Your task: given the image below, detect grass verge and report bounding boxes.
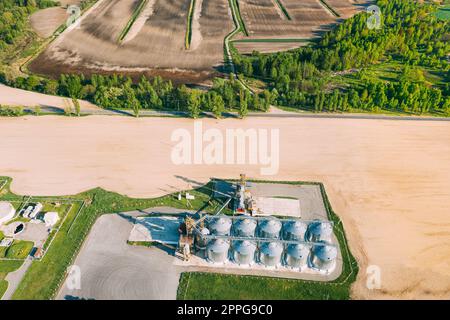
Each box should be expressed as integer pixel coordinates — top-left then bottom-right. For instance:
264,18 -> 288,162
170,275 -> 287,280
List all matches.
185,0 -> 196,49
273,0 -> 291,20
318,0 -> 340,18
117,0 -> 148,43
177,180 -> 358,300
230,0 -> 249,36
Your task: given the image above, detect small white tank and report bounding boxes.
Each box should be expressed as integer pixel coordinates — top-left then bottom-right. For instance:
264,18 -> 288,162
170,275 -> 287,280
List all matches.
232,240 -> 257,265
233,218 -> 257,237
284,244 -> 310,269
258,242 -> 283,267
282,220 -> 308,241
208,216 -> 232,236
258,219 -> 282,239
195,227 -> 210,251
206,239 -> 230,263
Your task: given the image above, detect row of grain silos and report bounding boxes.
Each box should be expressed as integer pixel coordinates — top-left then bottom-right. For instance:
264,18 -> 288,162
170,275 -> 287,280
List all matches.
205,216 -> 333,242
204,238 -> 337,272
198,216 -> 337,273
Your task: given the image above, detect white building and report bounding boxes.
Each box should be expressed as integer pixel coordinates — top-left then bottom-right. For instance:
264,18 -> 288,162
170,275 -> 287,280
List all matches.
0,201 -> 16,225
44,212 -> 59,227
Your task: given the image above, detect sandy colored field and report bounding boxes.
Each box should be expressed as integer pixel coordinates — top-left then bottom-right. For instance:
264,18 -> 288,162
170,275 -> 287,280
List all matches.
29,1 -> 82,38
29,0 -> 233,84
235,0 -> 369,53
0,116 -> 449,299
0,84 -> 101,112
233,40 -> 309,54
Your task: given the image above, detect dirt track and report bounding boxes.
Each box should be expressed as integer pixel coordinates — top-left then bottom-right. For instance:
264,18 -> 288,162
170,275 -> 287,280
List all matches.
0,116 -> 449,299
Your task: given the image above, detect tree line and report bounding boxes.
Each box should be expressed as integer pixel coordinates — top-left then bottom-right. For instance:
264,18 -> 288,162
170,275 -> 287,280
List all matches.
0,72 -> 273,118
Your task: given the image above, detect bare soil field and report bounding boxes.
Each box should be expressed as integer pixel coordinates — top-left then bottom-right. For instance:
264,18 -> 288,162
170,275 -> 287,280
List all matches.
29,0 -> 233,84
233,40 -> 309,54
0,116 -> 449,299
235,0 -> 369,53
29,1 -> 81,38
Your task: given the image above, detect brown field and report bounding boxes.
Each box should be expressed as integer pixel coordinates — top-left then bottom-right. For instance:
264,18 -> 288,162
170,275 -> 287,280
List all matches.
235,0 -> 369,53
29,1 -> 81,38
0,116 -> 449,299
29,0 -> 233,84
233,41 -> 309,54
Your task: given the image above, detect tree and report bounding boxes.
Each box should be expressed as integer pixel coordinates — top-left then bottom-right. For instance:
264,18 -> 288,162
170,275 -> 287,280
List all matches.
238,89 -> 248,119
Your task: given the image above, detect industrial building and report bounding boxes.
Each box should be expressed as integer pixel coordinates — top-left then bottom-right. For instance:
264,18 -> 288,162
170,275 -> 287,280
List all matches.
175,175 -> 340,275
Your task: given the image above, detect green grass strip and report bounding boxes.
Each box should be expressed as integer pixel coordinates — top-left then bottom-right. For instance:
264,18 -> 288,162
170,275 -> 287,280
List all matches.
232,38 -> 309,43
274,0 -> 291,20
118,0 -> 148,43
231,0 -> 249,36
319,0 -> 340,18
185,0 -> 196,49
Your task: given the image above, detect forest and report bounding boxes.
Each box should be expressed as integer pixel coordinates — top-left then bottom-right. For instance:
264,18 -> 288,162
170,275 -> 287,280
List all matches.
0,0 -> 57,50
233,0 -> 450,115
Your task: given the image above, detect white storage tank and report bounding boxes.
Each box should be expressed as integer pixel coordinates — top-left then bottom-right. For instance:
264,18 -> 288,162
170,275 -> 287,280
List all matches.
258,218 -> 282,239
284,243 -> 310,270
258,242 -> 283,267
309,245 -> 337,273
282,220 -> 308,241
233,218 -> 257,237
206,239 -> 230,263
208,216 -> 232,236
306,221 -> 333,243
232,240 -> 257,266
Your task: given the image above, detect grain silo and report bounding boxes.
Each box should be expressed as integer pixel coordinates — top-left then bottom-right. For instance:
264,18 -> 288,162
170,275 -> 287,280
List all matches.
258,242 -> 283,267
284,243 -> 310,270
258,218 -> 282,239
194,227 -> 210,252
282,220 -> 308,241
232,240 -> 257,266
206,238 -> 230,263
208,216 -> 232,236
306,221 -> 333,243
309,245 -> 337,273
233,218 -> 257,237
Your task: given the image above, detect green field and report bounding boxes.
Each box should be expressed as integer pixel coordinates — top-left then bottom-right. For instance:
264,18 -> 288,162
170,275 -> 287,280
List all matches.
177,181 -> 358,300
0,259 -> 23,298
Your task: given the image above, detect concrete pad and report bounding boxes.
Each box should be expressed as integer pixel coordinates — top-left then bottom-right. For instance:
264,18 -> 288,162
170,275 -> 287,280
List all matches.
57,214 -> 181,300
129,216 -> 183,245
253,197 -> 301,217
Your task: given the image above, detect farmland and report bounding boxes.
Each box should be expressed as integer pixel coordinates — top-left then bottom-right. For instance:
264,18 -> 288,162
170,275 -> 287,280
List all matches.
29,0 -> 234,84
233,0 -> 370,53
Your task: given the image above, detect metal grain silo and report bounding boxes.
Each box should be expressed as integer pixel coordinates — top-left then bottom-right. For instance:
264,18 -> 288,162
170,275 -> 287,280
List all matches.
309,245 -> 337,273
306,221 -> 333,243
282,220 -> 308,241
208,216 -> 232,236
258,218 -> 282,239
206,239 -> 230,263
233,218 -> 257,237
195,227 -> 210,252
284,243 -> 310,270
232,240 -> 257,266
258,242 -> 283,267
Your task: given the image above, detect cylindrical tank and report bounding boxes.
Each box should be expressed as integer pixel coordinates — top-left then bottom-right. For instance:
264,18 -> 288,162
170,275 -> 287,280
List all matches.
206,239 -> 230,263
282,220 -> 308,241
306,221 -> 333,243
258,219 -> 282,239
284,243 -> 310,269
310,245 -> 337,272
195,227 -> 210,251
232,240 -> 257,265
233,218 -> 257,237
208,216 -> 232,236
258,242 -> 283,267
